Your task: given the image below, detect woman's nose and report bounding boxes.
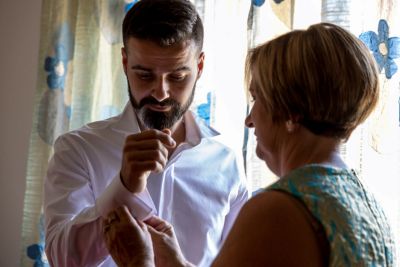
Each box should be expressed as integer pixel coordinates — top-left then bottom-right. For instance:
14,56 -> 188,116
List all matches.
245,113 -> 254,128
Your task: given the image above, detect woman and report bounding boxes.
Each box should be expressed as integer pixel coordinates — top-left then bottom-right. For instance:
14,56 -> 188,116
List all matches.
103,23 -> 397,266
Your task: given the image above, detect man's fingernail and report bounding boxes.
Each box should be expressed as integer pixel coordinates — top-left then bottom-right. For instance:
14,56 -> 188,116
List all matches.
170,139 -> 176,146
163,128 -> 172,135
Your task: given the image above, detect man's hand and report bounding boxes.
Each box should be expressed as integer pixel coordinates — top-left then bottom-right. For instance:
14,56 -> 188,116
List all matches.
120,129 -> 176,193
145,216 -> 195,267
103,206 -> 155,267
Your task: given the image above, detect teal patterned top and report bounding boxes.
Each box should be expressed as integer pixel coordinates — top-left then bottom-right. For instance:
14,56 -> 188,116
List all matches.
266,164 -> 397,267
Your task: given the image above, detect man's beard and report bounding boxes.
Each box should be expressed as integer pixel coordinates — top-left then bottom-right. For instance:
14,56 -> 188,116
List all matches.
127,81 -> 196,130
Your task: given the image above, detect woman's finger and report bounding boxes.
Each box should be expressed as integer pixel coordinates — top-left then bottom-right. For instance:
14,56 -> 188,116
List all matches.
145,216 -> 174,235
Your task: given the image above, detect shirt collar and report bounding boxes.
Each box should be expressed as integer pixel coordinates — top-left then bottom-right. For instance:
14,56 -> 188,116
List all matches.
184,111 -> 220,146
112,102 -> 141,134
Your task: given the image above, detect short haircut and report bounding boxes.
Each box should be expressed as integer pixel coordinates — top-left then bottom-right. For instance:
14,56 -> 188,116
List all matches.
122,0 -> 204,53
245,23 -> 379,140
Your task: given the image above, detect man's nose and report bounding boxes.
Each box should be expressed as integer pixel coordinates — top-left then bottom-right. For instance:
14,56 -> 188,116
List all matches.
152,77 -> 170,102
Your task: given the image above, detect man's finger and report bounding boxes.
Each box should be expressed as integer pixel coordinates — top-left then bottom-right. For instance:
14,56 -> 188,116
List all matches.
127,160 -> 166,174
126,129 -> 176,147
162,128 -> 172,136
126,150 -> 168,165
124,139 -> 170,154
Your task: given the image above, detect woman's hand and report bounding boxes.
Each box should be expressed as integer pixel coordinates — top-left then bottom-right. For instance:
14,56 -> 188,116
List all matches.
145,216 -> 194,267
103,205 -> 155,267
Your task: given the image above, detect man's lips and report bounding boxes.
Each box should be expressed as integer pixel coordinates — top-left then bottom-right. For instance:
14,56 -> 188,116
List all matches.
145,104 -> 172,112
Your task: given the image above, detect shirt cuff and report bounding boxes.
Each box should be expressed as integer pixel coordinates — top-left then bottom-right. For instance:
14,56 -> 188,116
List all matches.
96,173 -> 157,221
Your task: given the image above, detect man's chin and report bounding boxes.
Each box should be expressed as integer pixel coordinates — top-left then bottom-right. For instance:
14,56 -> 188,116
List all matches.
141,113 -> 176,130
135,105 -> 186,130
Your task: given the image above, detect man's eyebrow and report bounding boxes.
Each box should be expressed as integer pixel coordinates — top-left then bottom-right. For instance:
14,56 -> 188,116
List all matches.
173,66 -> 191,72
131,65 -> 151,71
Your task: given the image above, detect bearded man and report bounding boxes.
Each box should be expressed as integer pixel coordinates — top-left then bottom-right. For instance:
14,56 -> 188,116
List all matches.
44,1 -> 249,266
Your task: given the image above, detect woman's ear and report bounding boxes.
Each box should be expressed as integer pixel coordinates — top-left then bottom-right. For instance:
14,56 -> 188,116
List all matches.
285,120 -> 296,133
285,116 -> 301,133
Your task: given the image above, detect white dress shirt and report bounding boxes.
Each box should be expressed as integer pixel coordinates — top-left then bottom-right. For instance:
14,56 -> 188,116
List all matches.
44,103 -> 249,267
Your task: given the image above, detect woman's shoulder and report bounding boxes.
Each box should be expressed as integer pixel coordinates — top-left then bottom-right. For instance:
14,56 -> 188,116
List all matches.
212,190 -> 326,267
243,190 -> 327,240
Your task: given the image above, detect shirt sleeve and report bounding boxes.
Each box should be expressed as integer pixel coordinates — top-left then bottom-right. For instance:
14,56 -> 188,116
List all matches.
96,174 -> 156,221
220,156 -> 251,242
44,134 -> 156,267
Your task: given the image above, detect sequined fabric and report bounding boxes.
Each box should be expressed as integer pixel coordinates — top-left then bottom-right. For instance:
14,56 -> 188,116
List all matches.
267,164 -> 397,267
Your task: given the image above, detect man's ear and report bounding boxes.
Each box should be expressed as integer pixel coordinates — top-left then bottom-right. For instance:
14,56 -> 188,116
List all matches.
196,52 -> 205,79
121,47 -> 128,75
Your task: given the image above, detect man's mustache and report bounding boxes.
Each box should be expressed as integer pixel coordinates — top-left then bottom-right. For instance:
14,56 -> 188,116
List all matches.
139,97 -> 179,108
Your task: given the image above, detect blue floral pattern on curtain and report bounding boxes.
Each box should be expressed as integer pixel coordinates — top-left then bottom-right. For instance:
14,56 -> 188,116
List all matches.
359,19 -> 400,79
26,215 -> 48,267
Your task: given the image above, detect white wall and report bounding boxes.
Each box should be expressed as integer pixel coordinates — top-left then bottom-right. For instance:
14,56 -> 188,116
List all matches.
0,1 -> 42,266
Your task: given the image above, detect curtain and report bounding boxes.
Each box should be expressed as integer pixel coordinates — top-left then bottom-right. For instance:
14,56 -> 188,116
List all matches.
20,0 -> 400,266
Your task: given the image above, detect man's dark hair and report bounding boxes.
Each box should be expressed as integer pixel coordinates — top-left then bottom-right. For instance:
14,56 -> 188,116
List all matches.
122,0 -> 204,52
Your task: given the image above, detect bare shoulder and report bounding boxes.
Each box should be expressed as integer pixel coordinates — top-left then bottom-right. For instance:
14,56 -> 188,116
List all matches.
212,190 -> 326,267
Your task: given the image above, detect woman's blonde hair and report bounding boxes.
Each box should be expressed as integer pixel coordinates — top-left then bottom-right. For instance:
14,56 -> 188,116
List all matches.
245,23 -> 379,140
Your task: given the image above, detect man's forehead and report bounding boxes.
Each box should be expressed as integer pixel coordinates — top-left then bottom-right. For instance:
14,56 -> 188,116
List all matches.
125,38 -> 199,70
131,64 -> 191,73
126,37 -> 198,55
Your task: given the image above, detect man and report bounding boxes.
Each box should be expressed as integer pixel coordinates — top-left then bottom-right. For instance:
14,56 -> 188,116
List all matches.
44,0 -> 249,266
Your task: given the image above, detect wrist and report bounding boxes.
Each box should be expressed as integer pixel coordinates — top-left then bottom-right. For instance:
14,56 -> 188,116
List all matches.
120,172 -> 132,192
120,171 -> 147,193
127,253 -> 155,267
